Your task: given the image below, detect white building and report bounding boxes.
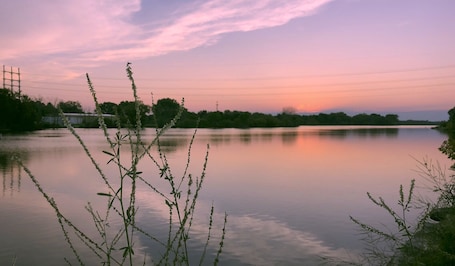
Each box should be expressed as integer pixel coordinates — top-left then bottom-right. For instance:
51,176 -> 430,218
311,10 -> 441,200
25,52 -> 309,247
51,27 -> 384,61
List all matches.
42,113 -> 115,126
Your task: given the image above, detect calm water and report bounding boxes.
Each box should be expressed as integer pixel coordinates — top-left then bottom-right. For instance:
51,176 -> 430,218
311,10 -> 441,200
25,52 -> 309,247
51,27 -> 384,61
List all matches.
0,126 -> 450,265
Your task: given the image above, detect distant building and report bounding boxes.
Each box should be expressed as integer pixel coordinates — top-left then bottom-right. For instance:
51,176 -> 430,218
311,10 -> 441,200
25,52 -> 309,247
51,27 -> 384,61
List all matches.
42,113 -> 115,126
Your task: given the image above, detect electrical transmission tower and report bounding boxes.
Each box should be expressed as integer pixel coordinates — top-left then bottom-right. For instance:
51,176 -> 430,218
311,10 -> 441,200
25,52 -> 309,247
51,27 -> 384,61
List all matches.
2,65 -> 21,97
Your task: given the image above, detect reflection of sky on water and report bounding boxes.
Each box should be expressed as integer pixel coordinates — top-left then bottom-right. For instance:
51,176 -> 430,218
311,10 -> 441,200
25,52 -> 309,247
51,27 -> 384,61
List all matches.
0,126 -> 450,265
135,189 -> 356,265
222,214 -> 355,265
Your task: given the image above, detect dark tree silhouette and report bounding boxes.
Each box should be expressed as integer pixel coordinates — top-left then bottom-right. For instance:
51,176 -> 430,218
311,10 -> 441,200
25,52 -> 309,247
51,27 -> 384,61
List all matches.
117,101 -> 150,127
152,98 -> 185,127
58,101 -> 84,113
98,102 -> 118,114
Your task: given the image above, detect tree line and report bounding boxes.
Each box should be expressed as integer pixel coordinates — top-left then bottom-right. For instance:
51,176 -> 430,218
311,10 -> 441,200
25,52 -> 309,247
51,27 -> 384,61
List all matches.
0,88 -> 439,132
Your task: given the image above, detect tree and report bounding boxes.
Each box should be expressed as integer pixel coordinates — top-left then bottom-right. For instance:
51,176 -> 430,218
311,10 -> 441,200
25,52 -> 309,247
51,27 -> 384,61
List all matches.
282,106 -> 297,115
439,106 -> 455,167
0,89 -> 42,131
385,114 -> 399,125
58,101 -> 83,113
447,106 -> 455,131
117,101 -> 150,127
152,98 -> 185,127
98,102 -> 118,114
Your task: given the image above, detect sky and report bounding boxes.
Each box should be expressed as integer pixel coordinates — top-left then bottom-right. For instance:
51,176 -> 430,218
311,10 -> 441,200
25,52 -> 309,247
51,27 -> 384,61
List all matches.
1,0 -> 454,120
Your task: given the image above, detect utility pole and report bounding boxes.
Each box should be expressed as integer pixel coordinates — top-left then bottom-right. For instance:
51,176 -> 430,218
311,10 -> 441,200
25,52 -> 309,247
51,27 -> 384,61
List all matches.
2,65 -> 21,97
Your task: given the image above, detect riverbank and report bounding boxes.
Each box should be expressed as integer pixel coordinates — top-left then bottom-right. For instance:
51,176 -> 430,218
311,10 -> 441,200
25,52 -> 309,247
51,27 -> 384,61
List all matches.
395,205 -> 455,265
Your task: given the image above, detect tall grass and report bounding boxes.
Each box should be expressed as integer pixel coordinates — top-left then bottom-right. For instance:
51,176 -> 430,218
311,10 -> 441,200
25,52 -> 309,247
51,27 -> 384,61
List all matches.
350,157 -> 455,265
13,63 -> 227,265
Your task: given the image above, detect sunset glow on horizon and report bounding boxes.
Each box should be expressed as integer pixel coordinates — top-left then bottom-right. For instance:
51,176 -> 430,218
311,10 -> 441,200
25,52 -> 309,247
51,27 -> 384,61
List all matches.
1,0 -> 454,120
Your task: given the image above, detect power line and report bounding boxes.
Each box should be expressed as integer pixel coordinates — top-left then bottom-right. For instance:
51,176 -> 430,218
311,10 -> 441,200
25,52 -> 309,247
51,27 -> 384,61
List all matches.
151,83 -> 455,96
21,74 -> 455,91
20,64 -> 455,81
22,82 -> 454,97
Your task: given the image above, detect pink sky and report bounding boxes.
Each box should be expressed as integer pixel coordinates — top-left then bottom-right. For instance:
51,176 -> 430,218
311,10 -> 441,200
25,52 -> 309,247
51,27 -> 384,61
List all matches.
1,0 -> 454,120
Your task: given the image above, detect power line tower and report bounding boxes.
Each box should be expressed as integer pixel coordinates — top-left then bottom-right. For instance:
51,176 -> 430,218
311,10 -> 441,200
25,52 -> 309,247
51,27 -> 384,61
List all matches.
2,65 -> 21,97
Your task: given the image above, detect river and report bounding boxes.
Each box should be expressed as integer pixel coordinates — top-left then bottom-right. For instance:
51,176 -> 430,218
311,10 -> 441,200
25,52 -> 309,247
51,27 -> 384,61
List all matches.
0,126 -> 450,265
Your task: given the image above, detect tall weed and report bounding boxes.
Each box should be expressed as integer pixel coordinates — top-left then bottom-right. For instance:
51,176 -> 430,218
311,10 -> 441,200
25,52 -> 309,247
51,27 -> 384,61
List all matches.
350,156 -> 455,265
14,63 -> 226,265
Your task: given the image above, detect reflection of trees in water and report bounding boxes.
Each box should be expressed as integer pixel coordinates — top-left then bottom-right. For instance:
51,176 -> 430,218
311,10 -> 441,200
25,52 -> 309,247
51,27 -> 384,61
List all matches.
352,128 -> 399,137
1,151 -> 26,196
281,131 -> 298,145
209,133 -> 232,146
154,138 -> 189,153
172,127 -> 403,150
259,132 -> 274,142
239,132 -> 252,144
208,130 -> 298,145
317,128 -> 399,138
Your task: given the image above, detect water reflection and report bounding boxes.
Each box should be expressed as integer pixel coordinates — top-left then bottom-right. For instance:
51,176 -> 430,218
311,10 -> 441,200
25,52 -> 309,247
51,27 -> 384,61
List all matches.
316,127 -> 399,138
135,190 -> 354,265
187,127 -> 401,148
208,133 -> 230,145
0,126 -> 448,265
281,130 -> 298,145
0,151 -> 26,196
1,162 -> 22,196
239,132 -> 252,144
222,214 -> 354,265
155,138 -> 188,153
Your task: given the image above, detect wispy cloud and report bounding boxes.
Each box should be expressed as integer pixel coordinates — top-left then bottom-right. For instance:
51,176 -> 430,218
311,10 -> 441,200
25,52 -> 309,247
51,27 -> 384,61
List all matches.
88,0 -> 334,61
1,0 -> 333,74
1,0 -> 140,59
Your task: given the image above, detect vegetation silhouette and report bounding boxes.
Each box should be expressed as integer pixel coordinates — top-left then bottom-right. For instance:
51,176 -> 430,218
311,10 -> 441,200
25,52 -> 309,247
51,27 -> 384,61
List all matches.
1,87 -> 439,133
11,65 -> 227,265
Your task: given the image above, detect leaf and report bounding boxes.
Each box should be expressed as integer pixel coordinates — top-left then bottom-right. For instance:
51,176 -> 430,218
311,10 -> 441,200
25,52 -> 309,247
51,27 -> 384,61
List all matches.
102,150 -> 115,157
120,246 -> 134,258
97,192 -> 112,197
160,166 -> 168,178
120,246 -> 128,258
126,206 -> 134,221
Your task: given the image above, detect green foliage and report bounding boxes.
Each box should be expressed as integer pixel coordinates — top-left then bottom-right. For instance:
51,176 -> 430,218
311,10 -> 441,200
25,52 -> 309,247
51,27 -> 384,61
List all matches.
395,158 -> 455,265
0,88 -> 421,132
117,100 -> 150,128
439,137 -> 455,168
0,88 -> 53,131
57,100 -> 84,113
351,155 -> 455,264
448,107 -> 455,131
350,179 -> 432,265
397,209 -> 455,265
98,102 -> 118,114
152,98 -> 185,127
438,106 -> 455,168
14,64 -> 227,265
195,110 -> 402,128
